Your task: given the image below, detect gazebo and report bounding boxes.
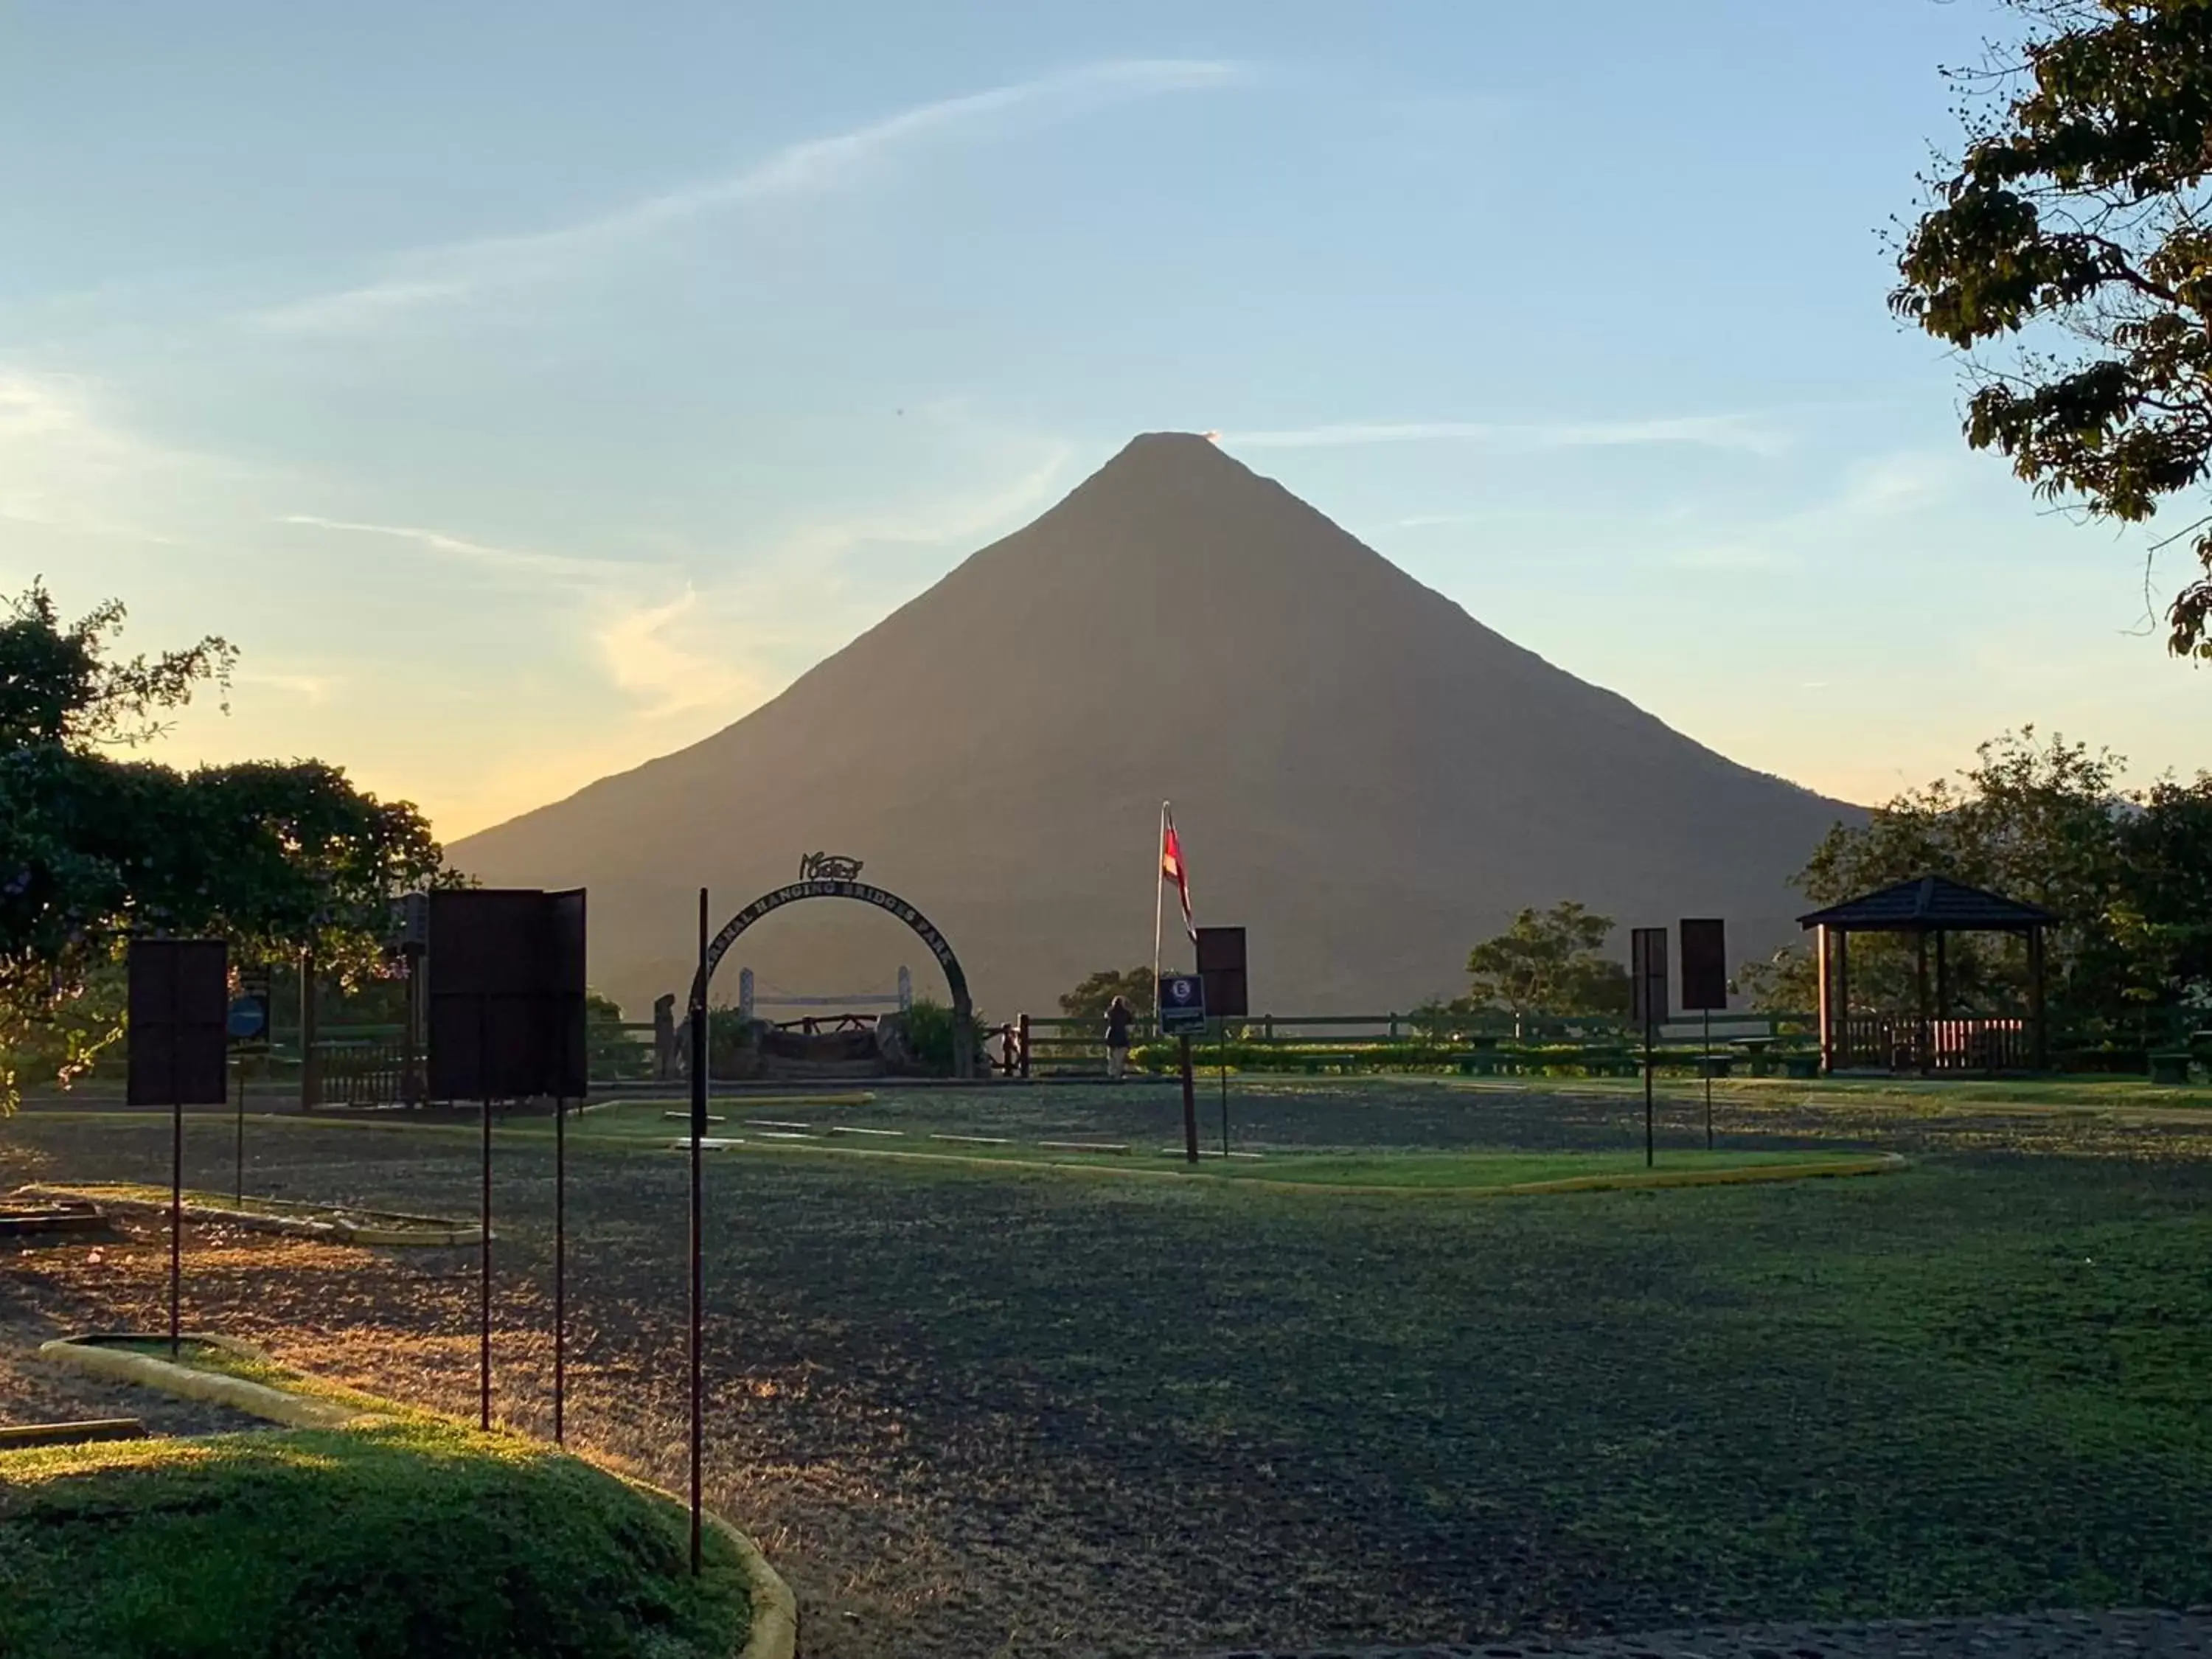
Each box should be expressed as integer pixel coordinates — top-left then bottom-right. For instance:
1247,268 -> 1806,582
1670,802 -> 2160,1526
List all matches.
1798,875 -> 2056,1075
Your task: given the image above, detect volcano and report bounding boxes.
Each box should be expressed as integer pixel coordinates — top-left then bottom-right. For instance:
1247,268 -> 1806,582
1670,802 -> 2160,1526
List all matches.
450,434 -> 1854,1019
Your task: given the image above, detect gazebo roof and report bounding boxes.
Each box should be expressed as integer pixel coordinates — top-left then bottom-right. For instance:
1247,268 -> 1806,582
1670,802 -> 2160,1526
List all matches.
1797,874 -> 2056,933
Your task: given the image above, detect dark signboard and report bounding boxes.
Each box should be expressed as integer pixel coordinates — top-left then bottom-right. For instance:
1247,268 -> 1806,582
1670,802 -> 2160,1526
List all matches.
1194,926 -> 1248,1019
1678,918 -> 1728,1012
128,939 -> 229,1105
427,888 -> 588,1100
1630,927 -> 1669,1032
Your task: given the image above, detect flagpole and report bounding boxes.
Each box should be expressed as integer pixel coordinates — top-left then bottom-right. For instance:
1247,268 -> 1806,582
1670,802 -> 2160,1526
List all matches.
1152,801 -> 1167,1040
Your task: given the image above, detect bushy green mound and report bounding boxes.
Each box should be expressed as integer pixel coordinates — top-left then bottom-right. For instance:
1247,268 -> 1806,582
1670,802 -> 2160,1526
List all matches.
0,1416 -> 749,1659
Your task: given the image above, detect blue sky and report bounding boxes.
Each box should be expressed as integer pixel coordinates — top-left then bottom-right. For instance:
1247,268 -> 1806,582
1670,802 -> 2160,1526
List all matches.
3,0 -> 2199,835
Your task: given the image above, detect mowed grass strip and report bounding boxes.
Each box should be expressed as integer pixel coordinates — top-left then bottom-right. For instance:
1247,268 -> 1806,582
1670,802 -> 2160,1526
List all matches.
588,1099 -> 1885,1193
0,1380 -> 751,1659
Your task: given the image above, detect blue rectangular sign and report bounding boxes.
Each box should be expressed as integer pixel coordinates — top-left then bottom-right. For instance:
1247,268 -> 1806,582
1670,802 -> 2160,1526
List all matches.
1158,973 -> 1207,1035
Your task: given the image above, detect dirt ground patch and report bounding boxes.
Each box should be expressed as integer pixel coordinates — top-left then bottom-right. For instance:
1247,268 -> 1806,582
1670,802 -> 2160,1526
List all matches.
7,1085 -> 2212,1658
2,1231 -> 279,1439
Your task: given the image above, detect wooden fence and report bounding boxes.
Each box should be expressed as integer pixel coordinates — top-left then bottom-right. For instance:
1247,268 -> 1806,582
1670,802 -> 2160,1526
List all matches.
268,1006 -> 2067,1099
1833,1015 -> 2033,1074
1008,1010 -> 1823,1079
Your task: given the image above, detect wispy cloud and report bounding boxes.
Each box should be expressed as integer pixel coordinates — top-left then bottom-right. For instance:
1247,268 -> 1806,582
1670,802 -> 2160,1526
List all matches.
235,668 -> 340,704
594,437 -> 1074,684
255,280 -> 473,338
1665,447 -> 1968,573
256,58 -> 1247,335
0,366 -> 260,543
279,513 -> 642,584
1225,414 -> 1785,456
279,431 -> 1071,746
765,439 -> 1073,568
595,588 -> 766,720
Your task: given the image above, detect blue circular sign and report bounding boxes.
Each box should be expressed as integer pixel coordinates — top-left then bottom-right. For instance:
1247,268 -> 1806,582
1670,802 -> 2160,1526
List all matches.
226,995 -> 268,1040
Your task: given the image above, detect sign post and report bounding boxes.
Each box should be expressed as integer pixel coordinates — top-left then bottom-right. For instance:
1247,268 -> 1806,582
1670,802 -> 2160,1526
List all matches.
128,939 -> 229,1357
1630,928 -> 1668,1169
1159,974 -> 1207,1164
1194,928 -> 1247,1158
1218,1018 -> 1230,1156
226,979 -> 270,1207
689,888 -> 709,1576
1679,919 -> 1728,1152
424,888 -> 588,1437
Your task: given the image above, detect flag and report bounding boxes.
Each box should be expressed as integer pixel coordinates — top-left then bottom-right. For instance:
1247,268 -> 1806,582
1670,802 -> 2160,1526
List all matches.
1161,812 -> 1195,943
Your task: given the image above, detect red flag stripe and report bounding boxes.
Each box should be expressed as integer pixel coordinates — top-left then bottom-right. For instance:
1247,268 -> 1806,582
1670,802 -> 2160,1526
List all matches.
1161,818 -> 1195,942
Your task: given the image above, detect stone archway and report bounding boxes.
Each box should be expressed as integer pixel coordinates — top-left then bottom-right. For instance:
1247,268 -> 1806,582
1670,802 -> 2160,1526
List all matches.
689,864 -> 974,1079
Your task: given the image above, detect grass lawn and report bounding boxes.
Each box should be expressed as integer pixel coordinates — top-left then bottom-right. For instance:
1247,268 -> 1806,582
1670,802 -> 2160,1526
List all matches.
1478,1070 -> 2212,1113
9,1082 -> 2212,1657
0,1347 -> 751,1659
549,1100 -> 1886,1192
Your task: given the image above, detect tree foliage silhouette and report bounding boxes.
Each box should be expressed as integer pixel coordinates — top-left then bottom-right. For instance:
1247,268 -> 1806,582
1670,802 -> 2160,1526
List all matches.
0,581 -> 447,1103
1893,0 -> 2212,655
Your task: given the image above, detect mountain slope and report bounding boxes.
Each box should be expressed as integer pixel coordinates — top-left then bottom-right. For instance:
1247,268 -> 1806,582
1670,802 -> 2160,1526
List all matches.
451,434 -> 1854,1017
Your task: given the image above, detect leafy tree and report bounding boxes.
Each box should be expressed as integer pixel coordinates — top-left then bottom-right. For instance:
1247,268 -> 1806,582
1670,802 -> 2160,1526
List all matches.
894,998 -> 983,1077
0,583 -> 237,748
585,990 -> 652,1081
1733,947 -> 1817,1018
0,581 -> 448,1105
1892,0 -> 2212,656
1464,902 -> 1630,1020
1058,965 -> 1155,1020
1747,728 -> 2212,1046
2118,772 -> 2212,1006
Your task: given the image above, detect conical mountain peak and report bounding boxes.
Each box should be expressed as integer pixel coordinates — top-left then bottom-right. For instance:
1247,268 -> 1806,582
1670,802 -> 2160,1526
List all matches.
453,434 -> 1855,1019
972,428 -> 1396,597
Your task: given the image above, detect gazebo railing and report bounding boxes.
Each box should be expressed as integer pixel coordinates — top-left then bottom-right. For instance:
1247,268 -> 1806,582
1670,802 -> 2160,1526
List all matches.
1834,1015 -> 2031,1074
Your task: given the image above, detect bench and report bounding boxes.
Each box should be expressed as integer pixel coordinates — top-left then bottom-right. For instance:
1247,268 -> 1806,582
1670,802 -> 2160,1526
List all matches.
2150,1051 -> 2195,1086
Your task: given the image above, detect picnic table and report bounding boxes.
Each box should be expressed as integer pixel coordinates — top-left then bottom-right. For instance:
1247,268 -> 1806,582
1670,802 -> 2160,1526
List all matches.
1731,1035 -> 1776,1077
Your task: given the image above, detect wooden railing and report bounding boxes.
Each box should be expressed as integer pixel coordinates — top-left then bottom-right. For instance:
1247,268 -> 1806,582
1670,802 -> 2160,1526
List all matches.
1834,1015 -> 2032,1074
1006,1012 -> 1825,1078
313,1038 -> 411,1107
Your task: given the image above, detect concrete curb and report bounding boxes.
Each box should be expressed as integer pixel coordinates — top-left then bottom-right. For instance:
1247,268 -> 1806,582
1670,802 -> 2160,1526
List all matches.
22,1183 -> 480,1247
36,1333 -> 378,1429
29,1332 -> 796,1659
614,1473 -> 799,1659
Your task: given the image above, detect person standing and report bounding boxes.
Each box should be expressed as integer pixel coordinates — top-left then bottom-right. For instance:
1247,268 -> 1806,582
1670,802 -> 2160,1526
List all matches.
1104,994 -> 1135,1081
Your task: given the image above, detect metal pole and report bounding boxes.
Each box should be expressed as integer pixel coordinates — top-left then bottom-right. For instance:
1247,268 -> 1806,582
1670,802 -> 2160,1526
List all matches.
480,1082 -> 493,1431
690,887 -> 708,1576
170,1095 -> 183,1357
1218,1018 -> 1230,1157
1180,1034 -> 1199,1164
1643,1014 -> 1655,1169
299,945 -> 318,1113
1152,802 -> 1166,1018
234,1055 -> 246,1208
554,1093 -> 566,1445
1815,923 -> 1832,1075
479,1001 -> 493,1433
1703,1006 -> 1713,1151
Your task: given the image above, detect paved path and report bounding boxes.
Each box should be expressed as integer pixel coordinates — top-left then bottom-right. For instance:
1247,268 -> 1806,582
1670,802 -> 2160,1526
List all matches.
1195,1609 -> 2212,1658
